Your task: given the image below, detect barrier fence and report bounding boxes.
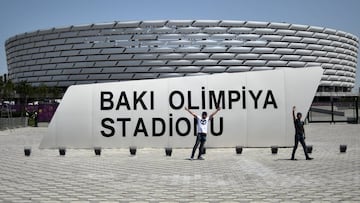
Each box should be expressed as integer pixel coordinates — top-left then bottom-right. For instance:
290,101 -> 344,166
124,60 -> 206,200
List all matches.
0,117 -> 27,130
0,103 -> 58,130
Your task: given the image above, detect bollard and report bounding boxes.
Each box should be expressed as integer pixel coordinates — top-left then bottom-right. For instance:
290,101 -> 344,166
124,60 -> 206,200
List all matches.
24,147 -> 31,156
271,146 -> 278,154
129,147 -> 137,155
59,148 -> 66,156
165,147 -> 172,156
306,145 -> 313,154
235,146 -> 243,154
340,145 -> 347,153
94,147 -> 101,156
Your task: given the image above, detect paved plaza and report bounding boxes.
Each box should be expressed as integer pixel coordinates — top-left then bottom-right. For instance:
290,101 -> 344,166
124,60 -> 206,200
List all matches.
0,123 -> 359,202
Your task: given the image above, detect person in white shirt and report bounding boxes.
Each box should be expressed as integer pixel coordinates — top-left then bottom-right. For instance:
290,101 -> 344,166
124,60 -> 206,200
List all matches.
185,107 -> 221,160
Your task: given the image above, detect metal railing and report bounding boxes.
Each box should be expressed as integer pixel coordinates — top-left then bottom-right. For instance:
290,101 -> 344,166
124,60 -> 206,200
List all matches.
0,117 -> 28,130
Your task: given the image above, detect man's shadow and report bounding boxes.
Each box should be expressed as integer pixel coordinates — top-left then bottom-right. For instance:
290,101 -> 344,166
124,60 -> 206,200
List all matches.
274,158 -> 298,161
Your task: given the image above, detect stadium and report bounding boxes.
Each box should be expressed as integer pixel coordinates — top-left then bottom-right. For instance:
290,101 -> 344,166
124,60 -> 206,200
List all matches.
5,20 -> 359,95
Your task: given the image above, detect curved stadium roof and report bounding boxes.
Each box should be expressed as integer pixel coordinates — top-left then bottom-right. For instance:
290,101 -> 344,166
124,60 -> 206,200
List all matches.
5,20 -> 359,92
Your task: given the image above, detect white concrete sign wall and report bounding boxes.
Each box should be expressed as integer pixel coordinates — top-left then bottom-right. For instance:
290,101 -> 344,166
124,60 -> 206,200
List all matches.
40,67 -> 323,149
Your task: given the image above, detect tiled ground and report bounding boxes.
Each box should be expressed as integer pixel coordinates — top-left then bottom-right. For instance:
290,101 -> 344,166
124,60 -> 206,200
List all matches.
0,123 -> 359,202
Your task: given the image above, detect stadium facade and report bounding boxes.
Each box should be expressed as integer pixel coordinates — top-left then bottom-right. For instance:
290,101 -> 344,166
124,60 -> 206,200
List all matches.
5,20 -> 359,94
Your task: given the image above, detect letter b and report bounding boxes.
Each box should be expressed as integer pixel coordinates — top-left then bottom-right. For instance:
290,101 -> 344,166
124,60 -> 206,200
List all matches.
101,91 -> 113,110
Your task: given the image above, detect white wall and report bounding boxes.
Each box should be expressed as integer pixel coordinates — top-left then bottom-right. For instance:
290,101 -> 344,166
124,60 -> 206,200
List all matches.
40,67 -> 323,149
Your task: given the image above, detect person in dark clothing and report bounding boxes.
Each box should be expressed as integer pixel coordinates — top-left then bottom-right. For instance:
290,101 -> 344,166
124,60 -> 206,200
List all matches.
291,106 -> 313,160
185,107 -> 221,160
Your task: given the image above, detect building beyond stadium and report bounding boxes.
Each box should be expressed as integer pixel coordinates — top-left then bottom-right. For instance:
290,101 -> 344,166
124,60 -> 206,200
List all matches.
5,20 -> 359,93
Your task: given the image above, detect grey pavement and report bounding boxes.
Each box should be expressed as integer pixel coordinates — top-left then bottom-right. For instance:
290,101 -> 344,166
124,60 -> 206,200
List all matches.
0,123 -> 359,202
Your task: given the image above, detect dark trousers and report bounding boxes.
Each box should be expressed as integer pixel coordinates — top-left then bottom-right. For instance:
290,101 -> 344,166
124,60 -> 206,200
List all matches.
291,133 -> 310,159
191,133 -> 207,158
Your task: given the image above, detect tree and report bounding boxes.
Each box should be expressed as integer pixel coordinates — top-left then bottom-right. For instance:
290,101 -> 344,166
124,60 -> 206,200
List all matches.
2,80 -> 15,100
15,81 -> 34,116
49,86 -> 63,99
15,81 -> 34,101
36,83 -> 49,100
0,78 -> 3,100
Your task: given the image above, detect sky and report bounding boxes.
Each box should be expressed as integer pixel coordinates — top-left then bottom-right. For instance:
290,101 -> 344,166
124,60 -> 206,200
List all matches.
0,0 -> 359,91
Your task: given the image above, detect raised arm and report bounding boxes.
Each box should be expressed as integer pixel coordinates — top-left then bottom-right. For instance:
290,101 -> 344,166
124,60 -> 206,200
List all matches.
292,106 -> 296,121
185,107 -> 197,118
209,107 -> 221,119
